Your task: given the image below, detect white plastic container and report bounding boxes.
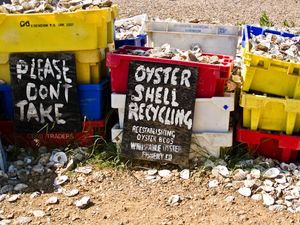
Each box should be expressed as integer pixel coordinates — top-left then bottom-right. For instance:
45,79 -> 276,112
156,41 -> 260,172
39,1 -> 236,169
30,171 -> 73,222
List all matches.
111,124 -> 233,158
145,21 -> 240,57
111,93 -> 235,133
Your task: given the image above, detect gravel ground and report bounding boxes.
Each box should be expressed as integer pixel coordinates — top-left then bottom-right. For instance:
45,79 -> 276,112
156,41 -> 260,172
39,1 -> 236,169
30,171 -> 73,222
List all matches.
1,167 -> 300,225
114,0 -> 300,26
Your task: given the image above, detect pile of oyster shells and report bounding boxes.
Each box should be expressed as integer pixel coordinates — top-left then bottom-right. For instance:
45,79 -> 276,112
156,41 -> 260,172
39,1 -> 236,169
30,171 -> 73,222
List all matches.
115,18 -> 143,40
0,0 -> 112,14
125,44 -> 224,64
208,157 -> 300,212
250,33 -> 300,63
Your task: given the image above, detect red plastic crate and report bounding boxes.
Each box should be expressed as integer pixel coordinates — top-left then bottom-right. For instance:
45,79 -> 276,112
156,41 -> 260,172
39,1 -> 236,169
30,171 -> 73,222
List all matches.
237,126 -> 300,163
0,120 -> 105,148
106,45 -> 233,98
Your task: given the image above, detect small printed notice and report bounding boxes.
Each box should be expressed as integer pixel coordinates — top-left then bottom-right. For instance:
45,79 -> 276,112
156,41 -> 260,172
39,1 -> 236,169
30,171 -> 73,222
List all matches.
10,53 -> 82,133
121,60 -> 198,165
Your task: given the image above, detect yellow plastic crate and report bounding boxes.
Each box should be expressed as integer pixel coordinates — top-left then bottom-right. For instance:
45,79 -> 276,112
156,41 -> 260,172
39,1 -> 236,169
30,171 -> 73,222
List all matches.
242,43 -> 300,98
0,49 -> 108,84
240,92 -> 300,135
0,6 -> 118,52
107,5 -> 119,44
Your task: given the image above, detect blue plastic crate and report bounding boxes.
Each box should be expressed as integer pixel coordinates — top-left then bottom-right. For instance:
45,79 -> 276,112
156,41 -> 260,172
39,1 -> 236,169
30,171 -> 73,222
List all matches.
78,78 -> 109,120
115,34 -> 147,49
241,25 -> 298,47
0,84 -> 13,120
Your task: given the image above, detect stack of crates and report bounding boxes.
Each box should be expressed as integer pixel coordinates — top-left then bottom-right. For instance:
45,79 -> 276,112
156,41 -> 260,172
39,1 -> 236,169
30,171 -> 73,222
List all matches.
0,5 -> 119,147
107,45 -> 235,158
237,25 -> 300,162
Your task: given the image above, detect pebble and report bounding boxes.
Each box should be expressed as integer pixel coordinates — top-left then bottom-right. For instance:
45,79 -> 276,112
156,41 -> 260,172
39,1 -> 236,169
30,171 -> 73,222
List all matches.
208,180 -> 219,188
16,216 -> 32,225
180,169 -> 190,180
0,220 -> 11,225
46,196 -> 59,205
147,169 -> 158,176
32,210 -> 46,218
0,194 -> 7,202
238,187 -> 251,197
168,194 -> 181,205
32,164 -> 44,174
145,175 -> 157,180
13,183 -> 28,192
75,166 -> 93,175
7,194 -> 20,202
74,196 -> 91,209
1,185 -> 13,194
158,170 -> 171,178
225,196 -> 235,203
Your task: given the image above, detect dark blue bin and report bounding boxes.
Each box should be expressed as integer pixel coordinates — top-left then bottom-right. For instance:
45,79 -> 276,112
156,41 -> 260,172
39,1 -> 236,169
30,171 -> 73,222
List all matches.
115,34 -> 147,49
0,84 -> 13,120
78,78 -> 109,120
241,25 -> 298,48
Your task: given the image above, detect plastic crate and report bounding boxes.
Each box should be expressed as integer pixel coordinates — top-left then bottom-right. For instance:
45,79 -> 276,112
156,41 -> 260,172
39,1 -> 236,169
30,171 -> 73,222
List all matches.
106,46 -> 233,98
145,21 -> 239,57
107,5 -> 119,44
1,49 -> 107,84
78,78 -> 109,120
0,6 -> 118,53
240,92 -> 300,135
241,25 -> 297,48
115,34 -> 147,49
237,125 -> 300,163
111,93 -> 234,132
0,120 -> 105,147
242,26 -> 300,97
0,84 -> 13,120
111,123 -> 233,158
242,63 -> 300,98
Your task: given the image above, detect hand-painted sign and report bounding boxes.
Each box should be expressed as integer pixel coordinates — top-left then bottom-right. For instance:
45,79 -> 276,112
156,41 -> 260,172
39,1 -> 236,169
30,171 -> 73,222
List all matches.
121,60 -> 198,166
10,53 -> 82,133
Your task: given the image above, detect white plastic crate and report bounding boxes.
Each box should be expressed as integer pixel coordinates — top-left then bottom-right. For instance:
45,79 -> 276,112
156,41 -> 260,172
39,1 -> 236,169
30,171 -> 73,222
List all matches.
111,124 -> 233,158
145,21 -> 240,57
111,93 -> 234,133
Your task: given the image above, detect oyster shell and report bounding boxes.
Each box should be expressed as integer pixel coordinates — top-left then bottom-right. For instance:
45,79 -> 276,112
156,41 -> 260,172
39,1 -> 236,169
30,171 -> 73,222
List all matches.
0,0 -> 113,14
124,44 -> 225,64
249,33 -> 300,63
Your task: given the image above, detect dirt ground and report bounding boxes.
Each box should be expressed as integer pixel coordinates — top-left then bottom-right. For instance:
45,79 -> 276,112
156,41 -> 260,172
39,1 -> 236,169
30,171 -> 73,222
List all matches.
1,168 -> 300,225
114,0 -> 300,26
